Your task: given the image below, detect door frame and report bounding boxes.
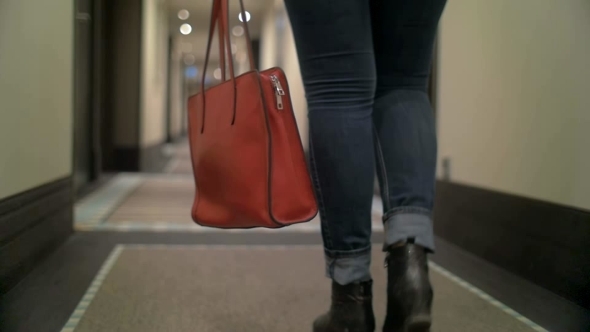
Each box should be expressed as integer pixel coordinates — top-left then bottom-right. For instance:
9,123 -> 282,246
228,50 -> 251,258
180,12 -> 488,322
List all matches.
91,0 -> 106,180
73,0 -> 94,195
73,0 -> 107,197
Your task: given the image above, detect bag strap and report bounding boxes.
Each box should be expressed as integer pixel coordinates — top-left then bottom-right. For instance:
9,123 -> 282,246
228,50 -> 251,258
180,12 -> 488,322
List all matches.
218,4 -> 226,81
200,0 -> 224,92
200,0 -> 256,88
235,0 -> 256,71
200,0 -> 255,132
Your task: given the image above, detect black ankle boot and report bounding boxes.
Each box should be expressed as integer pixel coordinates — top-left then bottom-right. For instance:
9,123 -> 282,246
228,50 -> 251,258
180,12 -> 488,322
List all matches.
313,280 -> 376,332
383,243 -> 433,332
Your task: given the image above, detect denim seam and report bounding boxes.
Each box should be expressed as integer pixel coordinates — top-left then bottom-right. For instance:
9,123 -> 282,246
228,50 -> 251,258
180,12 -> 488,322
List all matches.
324,244 -> 372,259
373,126 -> 391,211
383,206 -> 432,221
309,134 -> 332,248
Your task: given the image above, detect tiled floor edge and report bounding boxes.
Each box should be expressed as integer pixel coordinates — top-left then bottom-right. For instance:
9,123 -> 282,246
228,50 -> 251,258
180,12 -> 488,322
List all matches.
74,174 -> 144,224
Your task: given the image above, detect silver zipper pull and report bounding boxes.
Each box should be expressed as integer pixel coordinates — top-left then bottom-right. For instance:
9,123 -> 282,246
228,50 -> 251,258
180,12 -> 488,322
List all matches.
270,75 -> 285,110
276,93 -> 283,110
270,75 -> 285,95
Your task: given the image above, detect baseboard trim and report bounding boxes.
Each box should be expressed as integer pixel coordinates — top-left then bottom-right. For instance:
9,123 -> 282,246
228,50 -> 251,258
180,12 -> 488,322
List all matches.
113,142 -> 170,173
433,180 -> 590,310
0,177 -> 73,294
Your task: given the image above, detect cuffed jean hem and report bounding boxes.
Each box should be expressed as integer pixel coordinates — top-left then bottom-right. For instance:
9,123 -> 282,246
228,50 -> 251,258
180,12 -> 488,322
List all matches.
324,246 -> 372,285
382,207 -> 435,252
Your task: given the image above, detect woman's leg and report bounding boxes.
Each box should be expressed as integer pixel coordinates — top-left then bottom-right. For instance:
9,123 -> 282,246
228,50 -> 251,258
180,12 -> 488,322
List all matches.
284,0 -> 377,330
371,0 -> 446,255
284,0 -> 376,286
370,0 -> 447,330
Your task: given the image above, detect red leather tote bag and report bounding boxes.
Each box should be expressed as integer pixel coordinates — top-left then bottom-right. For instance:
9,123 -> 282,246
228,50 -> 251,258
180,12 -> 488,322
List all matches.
188,0 -> 318,228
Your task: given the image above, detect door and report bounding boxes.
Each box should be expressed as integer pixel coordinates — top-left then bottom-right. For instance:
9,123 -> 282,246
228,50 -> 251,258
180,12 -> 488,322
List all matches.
73,0 -> 94,193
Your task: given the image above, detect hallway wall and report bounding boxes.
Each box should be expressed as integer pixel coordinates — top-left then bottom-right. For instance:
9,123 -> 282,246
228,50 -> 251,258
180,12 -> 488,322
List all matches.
437,0 -> 590,210
169,42 -> 185,140
260,0 -> 309,151
0,0 -> 73,200
0,0 -> 74,295
141,0 -> 170,147
434,0 -> 590,306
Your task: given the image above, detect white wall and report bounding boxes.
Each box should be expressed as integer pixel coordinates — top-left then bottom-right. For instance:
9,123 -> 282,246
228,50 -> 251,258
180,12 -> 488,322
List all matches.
141,0 -> 170,146
437,0 -> 590,210
169,42 -> 184,140
0,0 -> 73,199
259,0 -> 309,150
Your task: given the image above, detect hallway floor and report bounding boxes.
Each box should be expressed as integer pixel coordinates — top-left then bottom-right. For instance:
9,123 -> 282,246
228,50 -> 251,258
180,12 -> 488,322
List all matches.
1,140 -> 580,332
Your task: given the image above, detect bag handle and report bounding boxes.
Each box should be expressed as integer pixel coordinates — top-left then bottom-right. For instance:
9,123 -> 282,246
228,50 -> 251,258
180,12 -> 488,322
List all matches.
199,0 -> 255,132
238,0 -> 256,70
201,0 -> 256,88
200,0 -> 225,97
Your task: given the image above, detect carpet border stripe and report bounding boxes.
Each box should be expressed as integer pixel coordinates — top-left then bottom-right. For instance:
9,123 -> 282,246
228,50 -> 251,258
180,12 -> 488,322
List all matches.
59,244 -> 546,332
429,261 -> 547,332
60,245 -> 124,332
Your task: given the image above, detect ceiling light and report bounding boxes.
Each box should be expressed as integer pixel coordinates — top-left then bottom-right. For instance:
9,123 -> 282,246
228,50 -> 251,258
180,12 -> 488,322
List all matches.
232,26 -> 244,37
180,23 -> 192,35
238,11 -> 251,23
178,9 -> 189,20
213,68 -> 222,80
185,66 -> 198,79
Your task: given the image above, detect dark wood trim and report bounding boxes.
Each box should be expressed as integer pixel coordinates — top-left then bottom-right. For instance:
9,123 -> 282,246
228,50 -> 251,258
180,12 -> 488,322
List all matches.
75,173 -> 116,201
0,177 -> 73,295
91,0 -> 106,181
101,0 -> 143,172
73,0 -> 96,193
433,180 -> 590,310
251,39 -> 261,70
100,0 -> 115,171
0,185 -> 71,247
113,147 -> 140,171
112,142 -> 170,173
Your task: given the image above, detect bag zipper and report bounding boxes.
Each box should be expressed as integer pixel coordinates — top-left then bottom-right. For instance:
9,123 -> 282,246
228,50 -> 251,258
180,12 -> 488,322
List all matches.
270,75 -> 285,110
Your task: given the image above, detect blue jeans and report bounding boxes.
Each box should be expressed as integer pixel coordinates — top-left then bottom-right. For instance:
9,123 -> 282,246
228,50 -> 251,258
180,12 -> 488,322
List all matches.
284,0 -> 447,285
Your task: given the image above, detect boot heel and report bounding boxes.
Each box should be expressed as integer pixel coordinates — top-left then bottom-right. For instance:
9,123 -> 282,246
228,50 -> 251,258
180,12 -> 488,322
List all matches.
405,315 -> 431,332
383,243 -> 433,332
313,280 -> 376,332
